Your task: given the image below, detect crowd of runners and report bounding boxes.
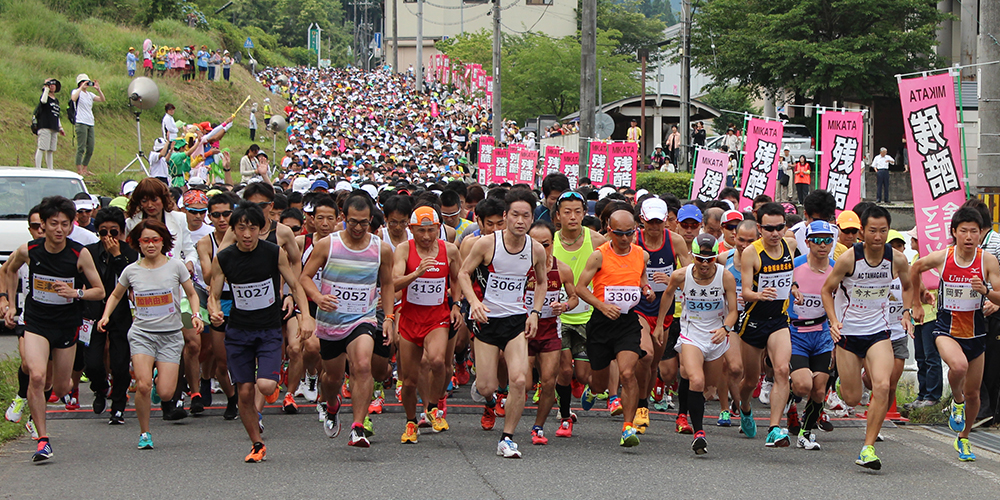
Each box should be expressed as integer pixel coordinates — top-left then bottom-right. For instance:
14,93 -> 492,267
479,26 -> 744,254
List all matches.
5,67 -> 1000,472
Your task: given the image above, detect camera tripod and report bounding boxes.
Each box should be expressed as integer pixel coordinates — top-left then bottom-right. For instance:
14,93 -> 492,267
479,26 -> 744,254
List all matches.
118,108 -> 151,176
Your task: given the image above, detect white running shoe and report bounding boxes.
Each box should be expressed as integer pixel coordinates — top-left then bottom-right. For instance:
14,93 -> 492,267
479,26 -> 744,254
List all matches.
303,375 -> 319,403
5,396 -> 26,423
860,389 -> 871,407
759,380 -> 773,406
797,432 -> 821,450
470,379 -> 486,403
294,379 -> 306,398
318,401 -> 328,423
497,437 -> 522,458
324,408 -> 341,438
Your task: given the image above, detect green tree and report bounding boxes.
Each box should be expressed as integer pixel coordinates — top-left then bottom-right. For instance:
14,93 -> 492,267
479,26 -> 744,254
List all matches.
689,0 -> 948,104
580,0 -> 668,63
699,86 -> 761,134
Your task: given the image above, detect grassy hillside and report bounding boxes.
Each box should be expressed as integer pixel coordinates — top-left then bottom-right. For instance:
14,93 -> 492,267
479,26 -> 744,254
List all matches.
0,0 -> 288,195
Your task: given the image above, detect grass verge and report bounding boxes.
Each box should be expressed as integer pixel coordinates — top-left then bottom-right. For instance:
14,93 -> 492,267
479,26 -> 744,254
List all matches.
0,354 -> 25,444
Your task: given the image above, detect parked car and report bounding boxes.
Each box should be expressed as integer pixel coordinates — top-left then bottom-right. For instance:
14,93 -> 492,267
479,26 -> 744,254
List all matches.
782,124 -> 815,162
0,167 -> 89,262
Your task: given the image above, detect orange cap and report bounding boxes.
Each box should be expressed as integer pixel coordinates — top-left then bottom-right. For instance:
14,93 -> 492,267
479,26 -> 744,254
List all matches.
836,210 -> 861,230
410,206 -> 440,226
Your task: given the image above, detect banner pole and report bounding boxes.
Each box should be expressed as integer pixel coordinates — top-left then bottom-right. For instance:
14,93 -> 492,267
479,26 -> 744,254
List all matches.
739,114 -> 750,189
814,107 -> 821,191
954,71 -> 972,199
689,148 -> 699,199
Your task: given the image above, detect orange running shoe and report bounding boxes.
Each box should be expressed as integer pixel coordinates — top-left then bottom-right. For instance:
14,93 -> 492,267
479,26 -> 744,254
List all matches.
244,442 -> 266,463
676,414 -> 694,434
265,385 -> 280,404
495,394 -> 506,418
282,392 -> 298,414
481,405 -> 497,430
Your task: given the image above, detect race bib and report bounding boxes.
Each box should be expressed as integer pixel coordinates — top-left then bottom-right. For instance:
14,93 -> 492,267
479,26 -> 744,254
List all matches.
685,297 -> 725,321
408,277 -> 446,307
525,290 -> 561,318
736,287 -> 744,312
646,265 -> 673,293
605,286 -> 640,312
134,289 -> 175,319
32,274 -> 74,305
758,271 -> 793,300
232,279 -> 276,311
797,293 -> 825,319
848,284 -> 889,309
78,319 -> 94,347
329,283 -> 374,314
941,282 -> 981,312
485,274 -> 526,306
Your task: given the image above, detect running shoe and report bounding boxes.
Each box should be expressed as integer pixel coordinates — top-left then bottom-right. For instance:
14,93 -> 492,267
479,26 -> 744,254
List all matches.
395,380 -> 404,402
955,437 -> 976,461
431,409 -> 449,433
571,378 -> 585,399
652,396 -> 672,412
324,409 -> 341,438
341,377 -> 352,399
283,392 -> 299,414
189,392 -> 204,415
652,378 -> 665,403
825,390 -> 850,417
752,374 -> 763,399
245,442 -> 266,462
818,411 -> 834,432
739,407 -> 757,438
797,431 -> 821,450
620,425 -> 640,447
47,392 -> 58,403
876,432 -> 884,442
556,417 -> 574,438
32,438 -> 52,462
531,427 -> 548,445
856,445 -> 881,470
363,415 -> 375,437
787,403 -> 800,436
108,410 -> 125,425
257,412 -> 264,434
859,388 -> 871,407
137,432 -> 154,450
303,375 -> 319,402
470,379 -> 486,403
765,427 -> 790,447
949,400 -> 966,433
634,407 -> 650,434
717,410 -> 732,427
531,383 -> 541,404
495,393 -> 507,418
401,421 -> 419,444
25,418 -> 38,439
455,359 -> 471,386
5,396 -> 26,423
348,425 -> 370,447
318,402 -> 328,423
581,386 -> 598,411
675,414 -> 694,434
481,405 -> 497,430
369,393 -> 385,414
65,388 -> 80,410
758,379 -> 772,406
692,430 -> 708,455
417,412 -> 432,428
448,376 -> 458,396
224,397 -> 239,421
438,396 -> 448,417
93,392 -> 106,415
608,396 -> 623,416
497,437 -> 522,458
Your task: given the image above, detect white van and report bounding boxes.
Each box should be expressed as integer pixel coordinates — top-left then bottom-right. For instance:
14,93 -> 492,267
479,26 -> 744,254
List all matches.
0,167 -> 90,262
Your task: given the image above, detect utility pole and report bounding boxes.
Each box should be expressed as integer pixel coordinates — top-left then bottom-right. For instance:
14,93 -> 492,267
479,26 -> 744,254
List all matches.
416,0 -> 423,92
580,0 -> 597,176
392,0 -> 398,72
678,0 -> 691,171
639,49 -> 648,162
978,1 -> 1000,191
492,0 -> 502,142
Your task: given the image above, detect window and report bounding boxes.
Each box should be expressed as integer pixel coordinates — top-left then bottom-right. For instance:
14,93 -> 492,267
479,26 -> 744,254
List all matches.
526,0 -> 552,4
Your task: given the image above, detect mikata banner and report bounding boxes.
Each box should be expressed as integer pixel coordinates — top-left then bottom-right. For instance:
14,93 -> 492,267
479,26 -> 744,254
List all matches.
691,149 -> 729,202
519,150 -> 538,186
606,142 -> 638,189
898,72 -> 967,289
739,118 -> 784,209
545,146 -> 563,176
507,148 -> 523,184
493,148 -> 509,181
588,141 -> 609,187
561,151 -> 580,190
818,110 -> 864,213
477,136 -> 495,185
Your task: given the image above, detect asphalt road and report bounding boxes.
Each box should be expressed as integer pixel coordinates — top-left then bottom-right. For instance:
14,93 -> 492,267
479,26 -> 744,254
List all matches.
3,388 -> 1000,500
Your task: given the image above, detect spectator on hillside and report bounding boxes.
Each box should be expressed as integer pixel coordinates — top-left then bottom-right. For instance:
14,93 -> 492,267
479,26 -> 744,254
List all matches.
34,78 -> 64,170
249,104 -> 258,142
71,73 -> 105,177
126,47 -> 137,77
222,50 -> 233,83
240,144 -> 261,183
196,45 -> 210,79
162,103 -> 178,141
208,50 -> 221,81
148,137 -> 170,185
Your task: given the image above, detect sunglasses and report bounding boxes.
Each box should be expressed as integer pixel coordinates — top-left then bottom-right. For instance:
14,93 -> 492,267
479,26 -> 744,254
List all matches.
98,228 -> 120,238
694,254 -> 717,263
29,222 -> 42,231
77,209 -> 91,213
841,228 -> 859,235
761,224 -> 786,233
186,207 -> 208,214
724,223 -> 739,231
807,236 -> 834,245
558,191 -> 584,201
610,229 -> 636,237
679,222 -> 701,230
254,201 -> 273,209
288,225 -> 302,233
139,236 -> 163,244
210,210 -> 233,218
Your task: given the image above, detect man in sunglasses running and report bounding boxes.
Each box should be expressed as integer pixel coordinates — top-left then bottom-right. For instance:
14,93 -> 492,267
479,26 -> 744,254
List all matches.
738,202 -> 799,447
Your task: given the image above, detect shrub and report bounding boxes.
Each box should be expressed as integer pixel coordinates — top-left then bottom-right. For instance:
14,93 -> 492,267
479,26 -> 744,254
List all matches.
636,171 -> 693,200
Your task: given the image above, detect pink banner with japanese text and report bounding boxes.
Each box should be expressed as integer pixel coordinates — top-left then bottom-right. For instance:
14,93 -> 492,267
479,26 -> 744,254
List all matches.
606,142 -> 638,189
507,148 -> 522,184
485,76 -> 493,109
493,148 -> 509,182
477,136 -> 495,185
588,141 -> 609,186
519,150 -> 538,186
691,149 -> 730,202
818,111 -> 864,213
561,152 -> 580,190
544,146 -> 563,177
899,72 -> 967,289
739,118 -> 784,209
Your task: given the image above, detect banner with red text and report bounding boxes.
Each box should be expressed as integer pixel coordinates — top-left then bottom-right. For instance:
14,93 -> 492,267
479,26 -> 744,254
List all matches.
606,142 -> 638,189
545,146 -> 563,177
588,141 -> 609,186
493,148 -> 509,182
818,111 -> 864,213
477,136 -> 495,185
519,150 -> 538,186
899,72 -> 967,289
508,148 -> 522,184
691,149 -> 730,202
561,152 -> 580,190
739,118 -> 784,209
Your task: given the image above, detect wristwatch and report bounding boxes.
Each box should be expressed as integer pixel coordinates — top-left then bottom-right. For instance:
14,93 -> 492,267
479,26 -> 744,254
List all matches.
724,325 -> 734,333
76,289 -> 84,300
529,309 -> 542,317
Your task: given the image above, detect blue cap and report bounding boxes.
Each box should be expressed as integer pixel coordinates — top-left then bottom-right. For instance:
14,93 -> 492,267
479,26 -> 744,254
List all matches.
805,220 -> 834,237
677,204 -> 703,223
310,180 -> 329,191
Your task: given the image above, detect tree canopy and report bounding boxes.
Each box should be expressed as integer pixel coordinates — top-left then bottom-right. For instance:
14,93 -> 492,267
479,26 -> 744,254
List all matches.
689,0 -> 948,103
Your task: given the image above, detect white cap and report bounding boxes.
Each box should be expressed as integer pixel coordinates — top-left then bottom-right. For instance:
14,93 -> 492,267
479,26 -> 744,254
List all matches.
335,180 -> 353,192
360,184 -> 378,200
640,197 -> 668,221
285,144 -> 295,151
74,199 -> 95,211
597,186 -> 616,200
292,177 -> 311,193
121,180 -> 138,196
635,189 -> 648,199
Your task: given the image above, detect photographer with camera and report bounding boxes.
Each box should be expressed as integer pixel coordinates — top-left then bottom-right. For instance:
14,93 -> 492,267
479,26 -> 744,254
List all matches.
71,73 -> 106,177
34,78 -> 65,169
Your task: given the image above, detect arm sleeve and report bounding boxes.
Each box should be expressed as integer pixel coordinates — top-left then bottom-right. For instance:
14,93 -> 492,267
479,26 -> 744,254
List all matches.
40,88 -> 49,103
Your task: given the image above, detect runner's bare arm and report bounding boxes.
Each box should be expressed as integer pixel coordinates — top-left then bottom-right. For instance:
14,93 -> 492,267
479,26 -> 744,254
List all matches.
446,242 -> 463,304
0,245 -> 26,322
720,270 -> 739,340
278,247 -> 313,340
197,235 -> 214,286
379,242 -> 396,345
973,252 -> 1000,307
445,225 -> 456,244
908,249 -> 947,323
276,223 -> 302,275
97,283 -> 129,332
181,278 -> 203,333
576,249 -> 618,318
821,251 -> 857,340
299,236 -> 333,310
76,248 -> 106,301
554,260 -> 578,316
525,239 -> 547,338
207,256 -> 225,325
458,235 -> 491,322
740,245 -> 764,303
892,249 -> 914,335
590,229 -> 607,249
391,242 -> 412,291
